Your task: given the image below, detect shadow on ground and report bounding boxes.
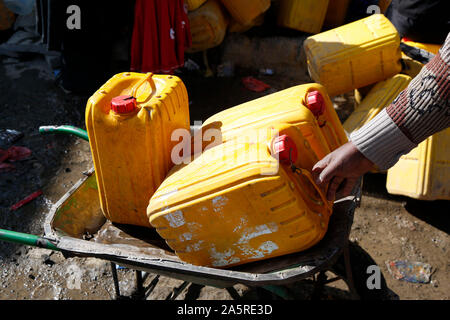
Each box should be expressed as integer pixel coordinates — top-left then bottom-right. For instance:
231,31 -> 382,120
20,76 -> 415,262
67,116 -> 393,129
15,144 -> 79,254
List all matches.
362,173 -> 449,234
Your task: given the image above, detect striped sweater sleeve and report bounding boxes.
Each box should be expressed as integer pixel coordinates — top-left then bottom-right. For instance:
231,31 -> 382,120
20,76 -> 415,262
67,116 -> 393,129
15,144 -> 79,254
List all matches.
350,32 -> 450,170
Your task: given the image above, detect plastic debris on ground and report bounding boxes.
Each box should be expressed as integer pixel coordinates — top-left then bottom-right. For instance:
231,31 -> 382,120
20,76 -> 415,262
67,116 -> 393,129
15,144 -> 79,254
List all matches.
241,76 -> 271,92
0,163 -> 15,172
3,146 -> 32,161
0,129 -> 23,149
10,190 -> 43,211
217,61 -> 235,77
259,68 -> 274,75
0,145 -> 32,172
184,58 -> 200,71
386,260 -> 432,284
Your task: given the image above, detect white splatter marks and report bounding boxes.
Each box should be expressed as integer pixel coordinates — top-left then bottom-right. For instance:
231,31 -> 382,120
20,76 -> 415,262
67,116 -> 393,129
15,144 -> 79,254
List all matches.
209,246 -> 241,267
237,223 -> 278,244
258,241 -> 279,255
164,210 -> 185,228
187,222 -> 203,233
179,232 -> 192,242
233,217 -> 248,233
212,196 -> 228,213
184,240 -> 204,253
238,241 -> 279,260
233,223 -> 280,260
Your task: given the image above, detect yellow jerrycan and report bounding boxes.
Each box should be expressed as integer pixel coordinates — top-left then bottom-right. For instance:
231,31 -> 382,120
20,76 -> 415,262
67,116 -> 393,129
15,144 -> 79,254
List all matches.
220,0 -> 270,26
186,0 -> 229,53
277,0 -> 330,34
402,39 -> 442,55
185,0 -> 207,11
343,74 -> 412,134
323,0 -> 350,30
378,0 -> 392,13
400,40 -> 442,78
386,128 -> 450,201
196,84 -> 348,157
303,14 -> 402,97
148,123 -> 334,268
86,72 -> 190,227
228,13 -> 265,33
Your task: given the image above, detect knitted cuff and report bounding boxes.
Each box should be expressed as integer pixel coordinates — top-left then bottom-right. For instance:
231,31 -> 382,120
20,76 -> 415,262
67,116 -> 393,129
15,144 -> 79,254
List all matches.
350,109 -> 417,170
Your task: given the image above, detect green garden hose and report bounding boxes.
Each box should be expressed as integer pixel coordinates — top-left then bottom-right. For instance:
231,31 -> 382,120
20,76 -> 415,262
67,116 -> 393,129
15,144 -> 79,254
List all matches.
39,125 -> 89,142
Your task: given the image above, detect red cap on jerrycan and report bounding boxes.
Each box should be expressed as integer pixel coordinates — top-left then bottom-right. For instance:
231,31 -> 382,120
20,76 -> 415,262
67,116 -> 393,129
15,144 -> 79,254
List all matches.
306,91 -> 325,117
272,135 -> 298,164
111,95 -> 137,114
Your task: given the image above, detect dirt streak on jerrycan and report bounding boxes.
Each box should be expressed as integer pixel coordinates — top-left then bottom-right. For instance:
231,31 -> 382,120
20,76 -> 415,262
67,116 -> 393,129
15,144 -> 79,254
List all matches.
220,0 -> 270,26
344,74 -> 412,134
186,0 -> 229,53
277,0 -> 330,34
86,72 -> 190,228
386,128 -> 450,201
303,14 -> 402,97
196,84 -> 348,157
148,122 -> 335,268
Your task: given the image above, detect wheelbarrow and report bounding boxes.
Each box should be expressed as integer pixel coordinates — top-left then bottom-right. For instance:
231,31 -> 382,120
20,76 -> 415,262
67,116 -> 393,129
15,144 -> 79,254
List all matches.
0,126 -> 363,300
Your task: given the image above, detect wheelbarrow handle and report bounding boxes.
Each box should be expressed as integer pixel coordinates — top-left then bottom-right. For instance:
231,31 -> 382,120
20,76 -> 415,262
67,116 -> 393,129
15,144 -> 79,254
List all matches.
0,228 -> 59,251
39,125 -> 89,142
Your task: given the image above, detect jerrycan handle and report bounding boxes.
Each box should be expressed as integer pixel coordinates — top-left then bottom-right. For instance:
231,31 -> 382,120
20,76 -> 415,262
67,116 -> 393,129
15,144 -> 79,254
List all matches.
291,165 -> 333,212
131,72 -> 157,103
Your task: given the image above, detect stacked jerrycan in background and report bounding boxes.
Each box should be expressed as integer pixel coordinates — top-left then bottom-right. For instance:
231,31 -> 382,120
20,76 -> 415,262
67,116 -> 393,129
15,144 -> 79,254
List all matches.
343,74 -> 412,135
224,0 -> 270,34
185,0 -> 207,11
186,0 -> 271,53
186,0 -> 229,53
323,0 -> 351,30
277,0 -> 330,34
228,14 -> 265,34
220,0 -> 270,27
344,74 -> 411,174
148,84 -> 348,268
303,14 -> 402,97
386,128 -> 450,200
86,72 -> 190,227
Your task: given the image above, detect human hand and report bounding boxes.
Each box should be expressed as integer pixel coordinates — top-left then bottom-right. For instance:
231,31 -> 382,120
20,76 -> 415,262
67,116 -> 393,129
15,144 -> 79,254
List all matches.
312,142 -> 375,201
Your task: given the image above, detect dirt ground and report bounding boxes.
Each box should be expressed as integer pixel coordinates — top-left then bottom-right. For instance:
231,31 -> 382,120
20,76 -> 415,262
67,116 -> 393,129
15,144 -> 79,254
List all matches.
0,51 -> 448,301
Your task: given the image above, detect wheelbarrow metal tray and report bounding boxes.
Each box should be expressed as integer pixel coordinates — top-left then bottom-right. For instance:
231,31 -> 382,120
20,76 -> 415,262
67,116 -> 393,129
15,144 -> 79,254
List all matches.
44,169 -> 360,288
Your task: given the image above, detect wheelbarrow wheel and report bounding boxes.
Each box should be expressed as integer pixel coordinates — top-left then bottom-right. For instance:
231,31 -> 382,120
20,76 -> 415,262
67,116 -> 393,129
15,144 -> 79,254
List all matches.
333,241 -> 393,300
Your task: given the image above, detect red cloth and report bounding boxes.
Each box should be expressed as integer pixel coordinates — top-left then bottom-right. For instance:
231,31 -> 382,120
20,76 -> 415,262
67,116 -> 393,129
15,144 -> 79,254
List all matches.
131,0 -> 191,74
